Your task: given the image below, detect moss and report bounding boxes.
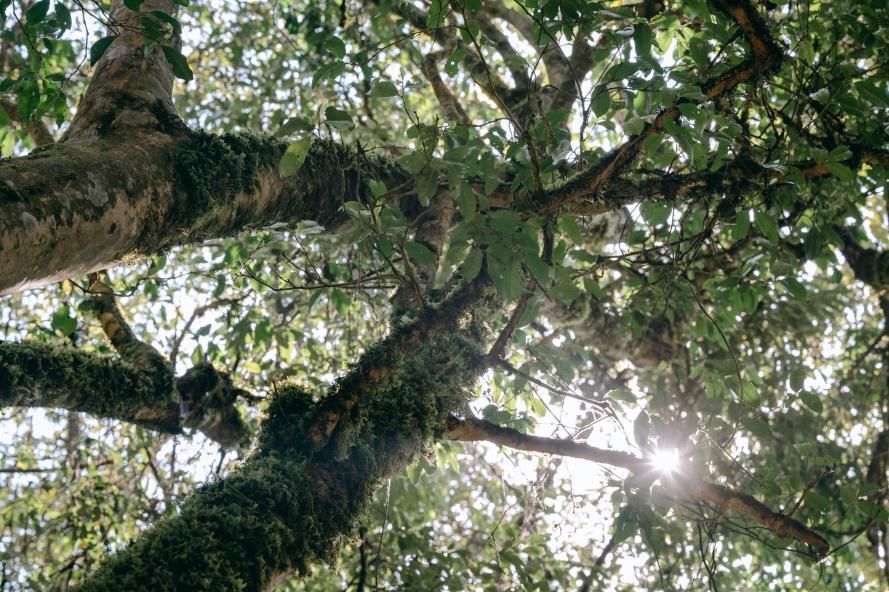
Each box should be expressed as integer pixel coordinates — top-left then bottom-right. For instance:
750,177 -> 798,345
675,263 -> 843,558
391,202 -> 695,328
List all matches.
73,285 -> 496,591
170,130 -> 283,227
0,341 -> 178,432
74,386 -> 371,592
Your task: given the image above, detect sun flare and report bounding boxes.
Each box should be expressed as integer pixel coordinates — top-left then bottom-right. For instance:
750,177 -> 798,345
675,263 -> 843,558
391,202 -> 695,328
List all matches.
650,448 -> 682,475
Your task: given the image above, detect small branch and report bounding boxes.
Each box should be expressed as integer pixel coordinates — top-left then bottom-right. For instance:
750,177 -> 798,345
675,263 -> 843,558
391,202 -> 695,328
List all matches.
87,274 -> 171,377
443,415 -> 830,557
419,53 -> 470,125
496,359 -> 610,411
444,414 -> 642,469
0,96 -> 54,146
169,297 -> 241,364
485,285 -> 534,363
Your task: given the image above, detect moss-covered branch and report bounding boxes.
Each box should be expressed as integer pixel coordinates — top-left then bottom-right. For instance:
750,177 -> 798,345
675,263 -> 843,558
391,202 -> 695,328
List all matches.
0,341 -> 249,447
0,341 -> 178,431
75,283 -> 494,590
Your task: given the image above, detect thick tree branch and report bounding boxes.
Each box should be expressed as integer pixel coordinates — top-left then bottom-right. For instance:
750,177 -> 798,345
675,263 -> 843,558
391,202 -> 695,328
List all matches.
0,340 -> 178,432
443,414 -> 830,557
0,340 -> 250,447
0,133 -> 410,295
75,273 -> 496,590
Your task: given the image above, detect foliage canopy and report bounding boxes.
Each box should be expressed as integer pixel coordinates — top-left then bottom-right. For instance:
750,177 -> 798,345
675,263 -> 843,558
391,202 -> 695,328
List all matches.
1,0 -> 888,590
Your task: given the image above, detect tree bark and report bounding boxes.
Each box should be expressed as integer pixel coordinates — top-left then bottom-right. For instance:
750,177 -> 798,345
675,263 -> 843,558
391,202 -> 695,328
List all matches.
0,341 -> 249,447
73,281 -> 492,591
0,129 -> 411,295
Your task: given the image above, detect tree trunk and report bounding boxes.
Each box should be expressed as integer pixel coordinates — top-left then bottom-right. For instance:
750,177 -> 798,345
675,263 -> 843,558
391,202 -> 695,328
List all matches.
73,283 -> 491,591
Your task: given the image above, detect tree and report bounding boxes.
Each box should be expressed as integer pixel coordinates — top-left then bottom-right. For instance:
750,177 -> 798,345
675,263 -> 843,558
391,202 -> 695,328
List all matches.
1,0 -> 888,589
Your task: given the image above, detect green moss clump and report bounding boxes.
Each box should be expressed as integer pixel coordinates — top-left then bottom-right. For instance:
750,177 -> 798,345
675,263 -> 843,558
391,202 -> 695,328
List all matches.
170,130 -> 283,226
256,384 -> 316,457
0,341 -> 176,429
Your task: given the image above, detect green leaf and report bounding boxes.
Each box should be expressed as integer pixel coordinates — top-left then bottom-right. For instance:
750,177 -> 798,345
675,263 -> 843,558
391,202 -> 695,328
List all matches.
558,216 -> 583,244
323,35 -> 346,58
55,2 -> 71,29
405,241 -> 437,267
275,117 -> 313,137
416,173 -> 437,207
462,249 -> 483,282
523,253 -> 550,286
161,45 -> 193,81
634,23 -> 652,59
123,0 -> 145,12
324,107 -> 354,130
607,389 -> 636,403
640,202 -> 670,227
754,210 -> 780,243
855,79 -> 889,108
368,180 -> 388,198
732,211 -> 750,242
370,80 -> 399,97
243,361 -> 262,374
150,10 -> 182,34
311,61 -> 346,88
489,257 -> 523,301
456,184 -> 477,221
800,390 -> 823,413
550,268 -> 580,304
642,132 -> 663,155
826,161 -> 855,182
427,0 -> 446,28
278,135 -> 313,178
26,0 -> 49,24
613,506 -> 637,545
634,411 -> 650,447
90,36 -> 117,66
592,87 -> 610,116
740,416 -> 771,439
782,277 -> 807,300
51,307 -> 76,336
789,368 -> 805,392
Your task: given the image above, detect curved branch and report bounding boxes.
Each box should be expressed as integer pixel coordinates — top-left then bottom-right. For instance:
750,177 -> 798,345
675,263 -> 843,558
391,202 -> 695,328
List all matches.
542,0 -> 782,215
443,414 -> 830,557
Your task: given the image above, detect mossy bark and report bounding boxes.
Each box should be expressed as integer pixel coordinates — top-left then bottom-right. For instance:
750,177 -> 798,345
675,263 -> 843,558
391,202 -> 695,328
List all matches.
74,285 -> 492,591
0,341 -> 249,446
0,341 -> 178,432
0,128 -> 409,296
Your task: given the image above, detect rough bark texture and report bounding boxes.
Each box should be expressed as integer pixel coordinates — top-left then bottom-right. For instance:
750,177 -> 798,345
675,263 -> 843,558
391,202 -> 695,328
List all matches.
0,341 -> 249,447
0,130 -> 409,295
74,286 -> 492,591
